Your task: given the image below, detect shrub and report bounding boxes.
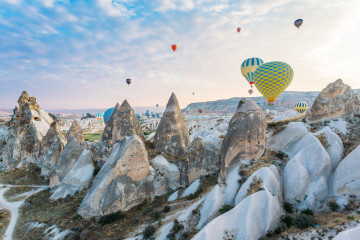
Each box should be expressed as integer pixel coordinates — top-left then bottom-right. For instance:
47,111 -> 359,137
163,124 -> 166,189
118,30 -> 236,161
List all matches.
273,227 -> 282,235
276,151 -> 286,160
132,218 -> 139,224
328,200 -> 340,212
347,215 -> 355,221
219,204 -> 234,214
143,207 -> 153,215
281,215 -> 293,228
98,211 -> 125,225
93,167 -> 100,176
163,206 -> 171,213
186,188 -> 202,200
166,219 -> 184,240
143,225 -> 156,239
293,214 -> 316,229
283,202 -> 294,213
192,209 -> 198,215
151,211 -> 161,221
300,209 -> 314,216
72,214 -> 80,221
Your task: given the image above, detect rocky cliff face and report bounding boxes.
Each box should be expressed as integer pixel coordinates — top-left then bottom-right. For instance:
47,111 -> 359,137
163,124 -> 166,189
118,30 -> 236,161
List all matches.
307,79 -> 360,121
2,91 -> 54,169
65,120 -> 84,142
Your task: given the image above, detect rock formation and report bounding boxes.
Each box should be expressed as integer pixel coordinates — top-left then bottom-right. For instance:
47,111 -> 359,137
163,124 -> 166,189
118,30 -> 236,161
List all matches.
151,155 -> 180,196
186,135 -> 221,183
65,120 -> 84,142
2,91 -> 54,169
153,93 -> 190,156
307,79 -> 360,121
49,138 -> 85,188
39,122 -> 67,177
220,99 -> 266,179
78,134 -> 153,218
102,100 -> 143,143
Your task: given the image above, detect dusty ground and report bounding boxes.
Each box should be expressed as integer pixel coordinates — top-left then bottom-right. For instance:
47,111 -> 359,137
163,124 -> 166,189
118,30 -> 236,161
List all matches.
0,209 -> 10,238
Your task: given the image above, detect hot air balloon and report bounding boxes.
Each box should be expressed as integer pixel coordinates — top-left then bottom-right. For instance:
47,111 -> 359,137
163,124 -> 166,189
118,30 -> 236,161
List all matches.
135,113 -> 141,120
198,109 -> 203,114
171,44 -> 177,52
95,112 -> 104,126
241,58 -> 264,87
294,101 -> 308,113
156,113 -> 160,118
145,110 -> 150,117
184,107 -> 190,113
253,61 -> 294,103
237,27 -> 241,33
156,104 -> 159,107
294,19 -> 303,29
192,92 -> 195,95
257,103 -> 262,108
126,79 -> 132,85
103,107 -> 115,125
248,89 -> 253,95
151,112 -> 156,118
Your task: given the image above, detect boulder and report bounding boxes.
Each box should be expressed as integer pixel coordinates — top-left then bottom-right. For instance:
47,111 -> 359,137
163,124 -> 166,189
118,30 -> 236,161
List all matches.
151,155 -> 180,196
333,224 -> 360,240
89,141 -> 112,168
307,79 -> 360,121
193,190 -> 281,240
333,145 -> 360,196
2,91 -> 53,169
153,93 -> 190,156
50,150 -> 93,200
49,138 -> 85,188
283,133 -> 331,209
39,122 -> 67,178
65,120 -> 84,142
77,135 -> 153,218
220,99 -> 266,179
186,135 -> 221,184
102,100 -> 143,143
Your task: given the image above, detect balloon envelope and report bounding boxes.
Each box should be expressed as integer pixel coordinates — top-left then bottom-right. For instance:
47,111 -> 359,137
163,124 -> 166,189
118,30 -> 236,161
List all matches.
241,58 -> 264,86
95,112 -> 104,123
294,19 -> 303,28
145,110 -> 150,117
171,44 -> 177,52
248,89 -> 253,95
198,109 -> 203,113
237,27 -> 241,33
253,61 -> 294,103
103,107 -> 115,125
135,113 -> 141,119
126,79 -> 132,85
294,101 -> 308,113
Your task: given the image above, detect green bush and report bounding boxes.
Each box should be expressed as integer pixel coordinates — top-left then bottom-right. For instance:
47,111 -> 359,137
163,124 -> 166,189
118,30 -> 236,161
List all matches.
293,214 -> 316,229
219,204 -> 234,214
163,206 -> 171,213
143,207 -> 153,215
166,219 -> 184,240
281,215 -> 293,228
186,188 -> 202,200
273,227 -> 282,235
328,200 -> 340,212
93,167 -> 100,176
151,211 -> 161,220
192,209 -> 198,215
283,202 -> 294,213
72,214 -> 80,221
276,151 -> 286,160
143,225 -> 156,239
98,211 -> 125,225
300,208 -> 314,216
347,215 -> 355,221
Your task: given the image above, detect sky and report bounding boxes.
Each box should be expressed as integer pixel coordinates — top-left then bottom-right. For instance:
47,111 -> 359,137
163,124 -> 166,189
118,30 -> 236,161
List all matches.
0,0 -> 359,110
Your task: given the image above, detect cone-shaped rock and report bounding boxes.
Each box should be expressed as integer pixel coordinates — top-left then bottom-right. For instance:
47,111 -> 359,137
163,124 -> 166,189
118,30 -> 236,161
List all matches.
66,120 -> 84,142
220,99 -> 266,179
77,134 -> 153,218
39,122 -> 67,177
153,93 -> 190,156
307,79 -> 360,121
102,100 -> 143,143
2,91 -> 54,169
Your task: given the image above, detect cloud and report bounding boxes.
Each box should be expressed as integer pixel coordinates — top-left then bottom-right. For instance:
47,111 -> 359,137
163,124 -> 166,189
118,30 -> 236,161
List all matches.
96,0 -> 134,16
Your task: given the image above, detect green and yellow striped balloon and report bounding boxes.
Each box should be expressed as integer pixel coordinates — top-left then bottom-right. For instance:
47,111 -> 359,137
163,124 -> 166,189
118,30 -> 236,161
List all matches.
253,61 -> 294,103
295,101 -> 308,113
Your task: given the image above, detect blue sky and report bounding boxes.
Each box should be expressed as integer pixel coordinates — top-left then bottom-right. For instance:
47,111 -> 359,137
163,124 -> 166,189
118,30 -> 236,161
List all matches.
0,0 -> 359,109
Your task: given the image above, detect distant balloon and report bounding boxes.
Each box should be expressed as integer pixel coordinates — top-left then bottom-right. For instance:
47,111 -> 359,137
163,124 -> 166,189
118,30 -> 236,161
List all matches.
241,57 -> 264,87
126,79 -> 132,85
253,61 -> 294,103
145,110 -> 150,117
257,103 -> 262,108
135,113 -> 141,119
103,107 -> 115,125
95,112 -> 104,125
151,112 -> 156,118
198,109 -> 203,114
156,113 -> 160,118
184,107 -> 190,113
156,104 -> 159,107
171,44 -> 177,52
294,19 -> 303,29
192,92 -> 195,95
294,101 -> 308,113
248,89 -> 253,95
237,27 -> 241,33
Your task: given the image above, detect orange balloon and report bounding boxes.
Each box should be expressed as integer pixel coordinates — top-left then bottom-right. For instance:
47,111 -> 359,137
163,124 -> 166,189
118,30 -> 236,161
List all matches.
171,44 -> 177,52
198,109 -> 203,114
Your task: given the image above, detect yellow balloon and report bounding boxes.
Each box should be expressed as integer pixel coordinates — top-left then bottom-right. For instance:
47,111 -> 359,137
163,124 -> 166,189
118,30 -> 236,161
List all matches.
253,61 -> 294,103
295,101 -> 308,113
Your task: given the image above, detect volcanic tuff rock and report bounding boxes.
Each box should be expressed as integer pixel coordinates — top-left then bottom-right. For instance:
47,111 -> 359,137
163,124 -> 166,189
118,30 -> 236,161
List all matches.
102,100 -> 143,143
186,135 -> 221,184
78,134 -> 154,218
220,99 -> 266,179
39,122 -> 67,178
151,155 -> 180,196
2,91 -> 54,169
65,120 -> 84,142
49,138 -> 85,188
153,93 -> 190,156
307,79 -> 360,121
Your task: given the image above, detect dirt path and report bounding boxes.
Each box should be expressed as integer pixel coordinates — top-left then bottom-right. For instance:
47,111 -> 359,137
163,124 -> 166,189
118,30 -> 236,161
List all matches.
0,184 -> 48,240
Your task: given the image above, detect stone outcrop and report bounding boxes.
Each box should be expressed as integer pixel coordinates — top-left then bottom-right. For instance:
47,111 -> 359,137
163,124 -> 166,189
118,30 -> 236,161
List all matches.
2,91 -> 54,169
220,99 -> 266,179
153,93 -> 190,156
102,100 -> 143,143
78,135 -> 154,218
65,120 -> 84,142
89,141 -> 112,168
307,79 -> 360,121
50,150 -> 94,200
186,135 -> 221,183
39,122 -> 67,177
151,155 -> 180,196
49,138 -> 85,188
